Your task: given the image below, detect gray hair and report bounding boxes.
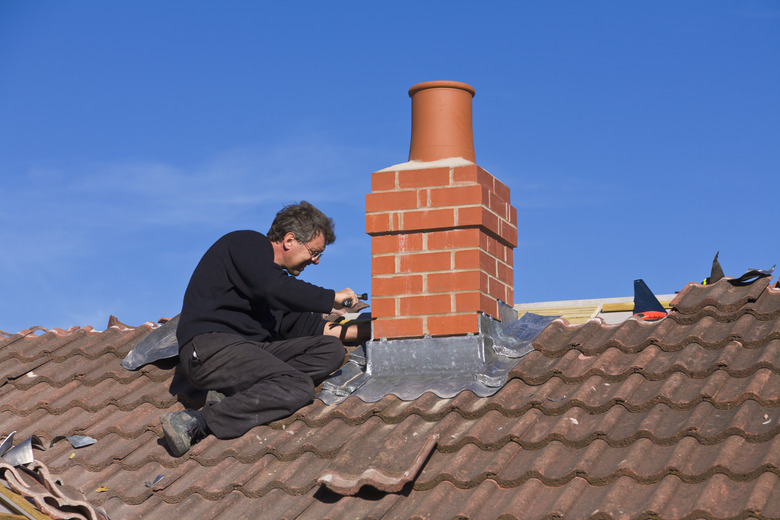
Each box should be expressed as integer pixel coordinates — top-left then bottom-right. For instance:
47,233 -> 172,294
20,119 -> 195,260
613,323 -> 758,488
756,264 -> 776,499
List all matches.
267,201 -> 336,245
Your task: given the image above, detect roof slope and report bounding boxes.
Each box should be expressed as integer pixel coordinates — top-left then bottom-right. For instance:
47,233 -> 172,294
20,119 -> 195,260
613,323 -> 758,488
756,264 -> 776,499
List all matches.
1,277 -> 778,519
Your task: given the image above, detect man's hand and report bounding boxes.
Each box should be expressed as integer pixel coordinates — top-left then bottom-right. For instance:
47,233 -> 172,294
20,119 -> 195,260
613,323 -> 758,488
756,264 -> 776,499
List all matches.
334,288 -> 358,310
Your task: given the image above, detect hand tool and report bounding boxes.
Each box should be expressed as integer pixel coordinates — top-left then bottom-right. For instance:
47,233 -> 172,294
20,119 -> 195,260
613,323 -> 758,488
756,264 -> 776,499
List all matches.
343,293 -> 368,308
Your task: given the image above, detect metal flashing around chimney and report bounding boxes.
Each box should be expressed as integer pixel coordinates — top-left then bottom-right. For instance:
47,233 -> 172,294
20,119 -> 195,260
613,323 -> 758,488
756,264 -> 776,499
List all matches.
318,302 -> 558,405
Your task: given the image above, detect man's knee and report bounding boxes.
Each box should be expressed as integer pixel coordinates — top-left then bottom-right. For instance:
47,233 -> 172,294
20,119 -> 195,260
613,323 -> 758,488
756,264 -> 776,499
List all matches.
270,372 -> 316,412
321,336 -> 346,369
235,371 -> 315,417
308,336 -> 346,382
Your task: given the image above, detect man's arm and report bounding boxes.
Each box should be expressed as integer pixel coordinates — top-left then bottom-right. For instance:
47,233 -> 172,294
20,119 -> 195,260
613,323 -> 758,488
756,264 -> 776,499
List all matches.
323,321 -> 371,342
231,232 -> 336,314
326,287 -> 370,342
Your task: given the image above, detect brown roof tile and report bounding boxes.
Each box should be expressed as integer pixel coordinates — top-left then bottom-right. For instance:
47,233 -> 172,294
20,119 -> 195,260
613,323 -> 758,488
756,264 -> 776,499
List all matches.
1,277 -> 779,519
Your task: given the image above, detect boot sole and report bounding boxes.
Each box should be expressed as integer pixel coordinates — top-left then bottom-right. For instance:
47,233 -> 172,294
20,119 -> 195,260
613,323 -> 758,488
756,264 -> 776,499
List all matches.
161,413 -> 192,457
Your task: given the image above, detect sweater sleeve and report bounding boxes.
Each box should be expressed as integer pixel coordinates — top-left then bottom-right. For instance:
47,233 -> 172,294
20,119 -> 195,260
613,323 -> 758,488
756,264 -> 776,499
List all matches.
275,311 -> 328,339
227,231 -> 335,314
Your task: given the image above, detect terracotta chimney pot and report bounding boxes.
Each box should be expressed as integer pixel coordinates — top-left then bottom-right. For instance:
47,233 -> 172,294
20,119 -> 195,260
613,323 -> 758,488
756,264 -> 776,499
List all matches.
408,81 -> 476,163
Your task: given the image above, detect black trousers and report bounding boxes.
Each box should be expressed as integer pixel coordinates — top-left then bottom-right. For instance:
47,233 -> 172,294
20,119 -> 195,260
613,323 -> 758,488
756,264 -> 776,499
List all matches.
179,332 -> 345,439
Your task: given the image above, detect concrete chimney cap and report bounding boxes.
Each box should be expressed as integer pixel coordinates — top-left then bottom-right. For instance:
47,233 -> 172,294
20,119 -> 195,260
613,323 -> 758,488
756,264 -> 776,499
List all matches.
408,80 -> 476,98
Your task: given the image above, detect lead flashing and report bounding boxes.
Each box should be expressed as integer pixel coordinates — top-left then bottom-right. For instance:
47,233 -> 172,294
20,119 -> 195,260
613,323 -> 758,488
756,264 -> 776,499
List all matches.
318,302 -> 557,404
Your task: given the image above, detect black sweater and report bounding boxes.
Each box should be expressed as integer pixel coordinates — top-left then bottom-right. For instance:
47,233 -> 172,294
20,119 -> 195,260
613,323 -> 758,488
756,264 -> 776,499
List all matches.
176,230 -> 335,346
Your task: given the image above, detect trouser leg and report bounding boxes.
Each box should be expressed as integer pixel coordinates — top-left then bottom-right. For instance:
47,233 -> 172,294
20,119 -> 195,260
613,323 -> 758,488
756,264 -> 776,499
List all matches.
179,332 -> 344,439
260,334 -> 347,385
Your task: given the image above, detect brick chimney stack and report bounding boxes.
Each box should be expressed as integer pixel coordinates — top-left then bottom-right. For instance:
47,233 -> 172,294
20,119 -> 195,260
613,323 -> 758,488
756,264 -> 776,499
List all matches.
366,81 -> 517,339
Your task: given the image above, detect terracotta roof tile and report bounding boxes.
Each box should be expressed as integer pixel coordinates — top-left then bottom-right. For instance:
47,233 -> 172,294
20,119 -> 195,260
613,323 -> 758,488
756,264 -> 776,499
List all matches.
318,423 -> 439,494
671,277 -> 774,314
1,277 -> 779,518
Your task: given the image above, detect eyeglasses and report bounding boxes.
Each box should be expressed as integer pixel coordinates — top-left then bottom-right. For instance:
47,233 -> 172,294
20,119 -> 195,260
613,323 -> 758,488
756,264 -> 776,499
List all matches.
296,237 -> 324,260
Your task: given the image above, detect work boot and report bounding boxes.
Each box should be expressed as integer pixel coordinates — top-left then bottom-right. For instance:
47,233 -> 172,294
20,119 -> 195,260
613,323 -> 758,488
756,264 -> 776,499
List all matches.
161,409 -> 206,457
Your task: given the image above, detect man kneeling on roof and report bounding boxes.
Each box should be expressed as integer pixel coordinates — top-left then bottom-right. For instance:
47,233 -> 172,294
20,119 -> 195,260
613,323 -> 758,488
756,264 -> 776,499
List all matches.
161,201 -> 369,456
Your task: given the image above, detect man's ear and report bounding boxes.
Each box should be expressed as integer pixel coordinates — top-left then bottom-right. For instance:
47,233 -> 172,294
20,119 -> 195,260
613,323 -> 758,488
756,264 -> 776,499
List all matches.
282,232 -> 297,250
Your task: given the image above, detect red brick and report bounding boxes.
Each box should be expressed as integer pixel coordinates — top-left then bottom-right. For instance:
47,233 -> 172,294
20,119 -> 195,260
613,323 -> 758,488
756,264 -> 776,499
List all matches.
452,164 -> 492,187
453,249 -> 496,276
428,185 -> 485,208
366,212 -> 389,234
502,282 -> 514,306
366,211 -> 401,234
398,251 -> 452,273
373,317 -> 424,340
487,277 -> 509,303
493,177 -> 511,202
372,234 -> 424,255
371,255 -> 396,275
479,232 -> 490,251
488,191 -> 509,220
453,249 -> 477,270
397,167 -> 450,189
476,207 -> 500,235
455,206 -> 480,227
454,291 -> 497,315
372,275 -> 424,296
509,205 -> 517,226
371,170 -> 396,192
417,188 -> 430,208
371,296 -> 397,318
484,236 -> 514,264
498,219 -> 518,248
366,191 -> 419,213
399,294 -> 452,316
497,262 -> 514,284
365,212 -> 386,235
483,235 -> 500,260
427,313 -> 480,336
402,208 -> 456,231
484,297 -> 500,317
427,228 -> 481,251
427,270 -> 484,293
456,206 -> 499,236
483,210 -> 501,237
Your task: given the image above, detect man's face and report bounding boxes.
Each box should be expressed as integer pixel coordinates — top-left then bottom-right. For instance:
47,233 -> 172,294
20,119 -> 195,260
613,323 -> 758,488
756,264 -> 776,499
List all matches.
285,233 -> 325,276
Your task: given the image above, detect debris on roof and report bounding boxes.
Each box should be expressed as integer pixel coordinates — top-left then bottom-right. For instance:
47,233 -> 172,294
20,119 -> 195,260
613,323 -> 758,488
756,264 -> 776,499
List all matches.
1,459 -> 108,520
704,251 -> 726,285
0,432 -> 45,467
704,250 -> 775,286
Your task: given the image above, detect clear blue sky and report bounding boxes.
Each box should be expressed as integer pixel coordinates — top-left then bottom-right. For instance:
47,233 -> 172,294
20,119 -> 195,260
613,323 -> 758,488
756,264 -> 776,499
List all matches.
1,1 -> 778,333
